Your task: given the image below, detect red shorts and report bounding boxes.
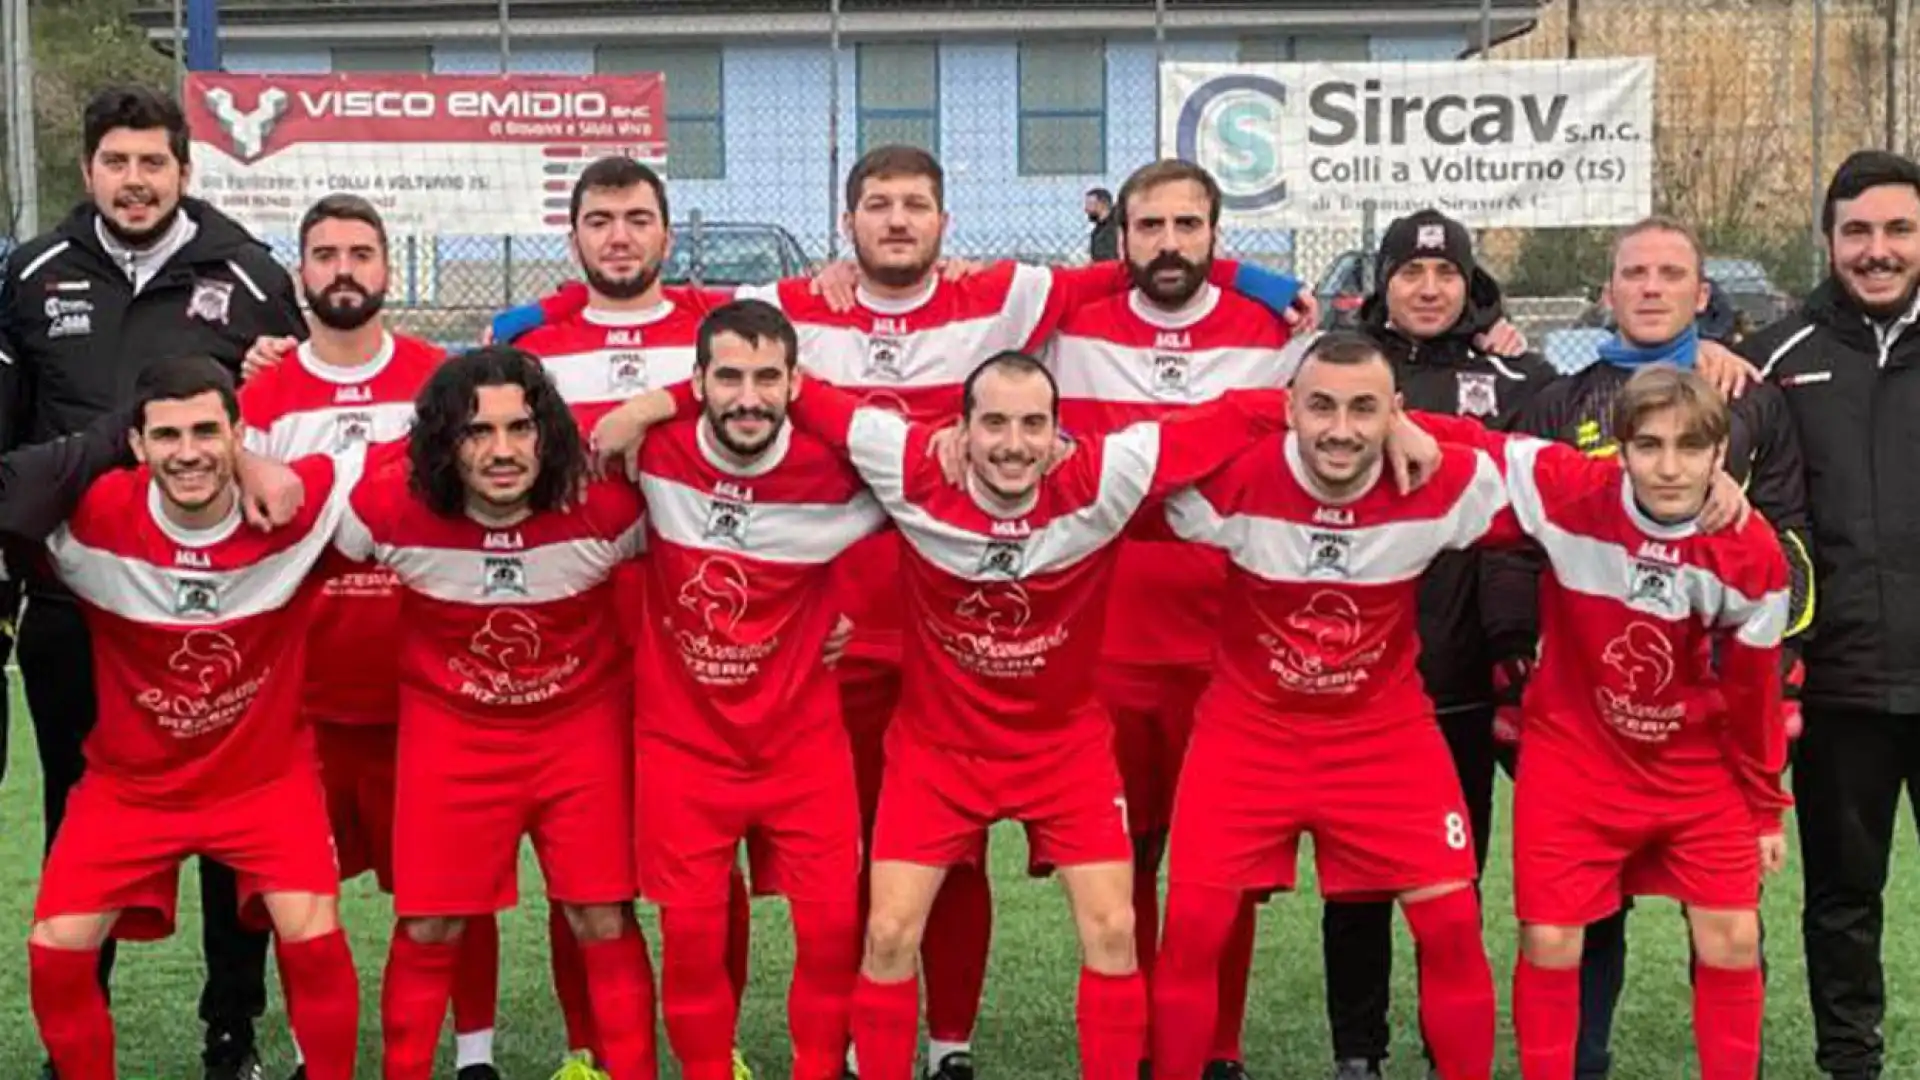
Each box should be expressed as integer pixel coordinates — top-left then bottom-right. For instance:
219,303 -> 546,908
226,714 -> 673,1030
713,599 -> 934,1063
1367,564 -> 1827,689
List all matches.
1099,662 -> 1211,836
314,722 -> 398,891
872,714 -> 1130,871
1168,701 -> 1477,898
638,730 -> 861,907
393,691 -> 636,917
1514,749 -> 1760,925
838,657 -> 901,836
35,768 -> 339,941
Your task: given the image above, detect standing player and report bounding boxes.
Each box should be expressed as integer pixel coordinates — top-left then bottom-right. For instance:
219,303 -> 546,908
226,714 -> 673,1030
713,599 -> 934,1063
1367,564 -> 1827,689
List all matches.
335,348 -> 657,1080
510,143 -> 1310,1080
1413,368 -> 1789,1080
28,356 -> 365,1080
1149,334 -> 1511,1080
238,194 -> 512,1080
1480,216 -> 1812,1079
630,300 -> 884,1080
1047,158 -> 1297,1080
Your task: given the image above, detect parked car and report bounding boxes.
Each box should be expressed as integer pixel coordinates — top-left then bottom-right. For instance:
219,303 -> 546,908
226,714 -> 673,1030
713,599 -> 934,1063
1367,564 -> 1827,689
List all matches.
1702,256 -> 1795,330
664,220 -> 813,288
1313,248 -> 1373,330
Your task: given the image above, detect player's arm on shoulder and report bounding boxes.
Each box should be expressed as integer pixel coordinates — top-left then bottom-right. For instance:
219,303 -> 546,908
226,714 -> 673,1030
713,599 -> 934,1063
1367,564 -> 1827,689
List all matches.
0,400 -> 141,542
488,281 -> 590,346
1140,387 -> 1290,497
1160,468 -> 1239,550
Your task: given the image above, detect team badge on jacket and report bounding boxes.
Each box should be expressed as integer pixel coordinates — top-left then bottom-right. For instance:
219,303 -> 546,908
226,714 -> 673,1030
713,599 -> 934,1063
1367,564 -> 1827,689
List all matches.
1455,371 -> 1498,418
187,278 -> 234,325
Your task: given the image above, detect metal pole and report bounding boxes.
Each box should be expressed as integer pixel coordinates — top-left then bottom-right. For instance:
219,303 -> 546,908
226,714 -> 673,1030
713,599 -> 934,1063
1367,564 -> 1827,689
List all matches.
1893,0 -> 1912,152
497,0 -> 511,70
827,0 -> 842,261
1479,0 -> 1494,56
1812,0 -> 1828,283
10,0 -> 37,237
172,0 -> 186,94
1154,0 -> 1166,162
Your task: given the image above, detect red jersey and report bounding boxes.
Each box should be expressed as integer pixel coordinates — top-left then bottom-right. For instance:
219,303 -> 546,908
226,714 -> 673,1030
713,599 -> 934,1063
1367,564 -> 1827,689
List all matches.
783,377 -> 1289,758
1165,437 -> 1511,734
634,416 -> 885,766
1420,414 -> 1793,833
239,331 -> 444,725
1049,284 -> 1298,668
740,261 -> 1152,663
336,464 -> 647,721
49,453 -> 359,804
516,286 -> 725,430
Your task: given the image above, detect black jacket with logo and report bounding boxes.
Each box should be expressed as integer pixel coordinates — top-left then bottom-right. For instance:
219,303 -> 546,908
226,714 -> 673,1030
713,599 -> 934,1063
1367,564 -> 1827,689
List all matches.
0,199 -> 301,598
1478,355 -> 1816,668
1357,268 -> 1560,712
1745,279 -> 1920,713
0,198 -> 301,449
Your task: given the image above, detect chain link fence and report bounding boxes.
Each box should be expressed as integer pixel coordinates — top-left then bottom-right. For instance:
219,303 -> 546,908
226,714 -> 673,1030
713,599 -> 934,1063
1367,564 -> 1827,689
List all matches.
24,0 -> 1920,364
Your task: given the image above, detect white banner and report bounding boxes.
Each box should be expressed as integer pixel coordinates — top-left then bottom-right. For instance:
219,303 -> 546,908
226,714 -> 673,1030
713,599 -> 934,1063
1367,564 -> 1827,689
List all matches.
1160,59 -> 1654,229
184,73 -> 667,236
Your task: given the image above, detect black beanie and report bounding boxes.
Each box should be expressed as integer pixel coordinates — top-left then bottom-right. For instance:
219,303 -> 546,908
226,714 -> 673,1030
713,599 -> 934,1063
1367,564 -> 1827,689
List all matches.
1376,208 -> 1475,284
1822,150 -> 1920,234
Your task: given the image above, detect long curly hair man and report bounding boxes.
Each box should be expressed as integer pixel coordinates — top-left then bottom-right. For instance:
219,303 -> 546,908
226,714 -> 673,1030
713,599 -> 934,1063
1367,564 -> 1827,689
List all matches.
407,344 -> 585,518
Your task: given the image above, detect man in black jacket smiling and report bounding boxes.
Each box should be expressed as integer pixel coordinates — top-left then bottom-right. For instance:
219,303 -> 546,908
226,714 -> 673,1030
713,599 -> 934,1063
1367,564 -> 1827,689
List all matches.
0,85 -> 303,1080
1747,149 -> 1920,1080
1322,209 -> 1560,1080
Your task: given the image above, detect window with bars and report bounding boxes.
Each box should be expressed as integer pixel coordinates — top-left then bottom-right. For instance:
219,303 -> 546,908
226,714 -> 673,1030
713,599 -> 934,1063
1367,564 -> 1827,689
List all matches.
1236,34 -> 1371,63
857,43 -> 940,155
330,45 -> 432,72
1017,41 -> 1105,177
596,44 -> 726,180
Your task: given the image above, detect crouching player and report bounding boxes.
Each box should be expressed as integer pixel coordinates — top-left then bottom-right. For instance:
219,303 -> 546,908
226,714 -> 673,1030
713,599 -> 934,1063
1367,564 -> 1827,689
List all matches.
28,357 -> 365,1080
1413,365 -> 1788,1080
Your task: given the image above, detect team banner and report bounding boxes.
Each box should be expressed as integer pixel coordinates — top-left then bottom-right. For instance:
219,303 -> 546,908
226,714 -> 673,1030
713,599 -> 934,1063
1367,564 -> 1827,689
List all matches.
1160,59 -> 1653,229
183,73 -> 667,235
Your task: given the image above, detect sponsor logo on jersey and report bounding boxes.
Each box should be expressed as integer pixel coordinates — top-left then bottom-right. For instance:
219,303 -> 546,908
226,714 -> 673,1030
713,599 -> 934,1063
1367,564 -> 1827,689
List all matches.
482,555 -> 528,597
333,410 -> 374,451
334,385 -> 374,404
1626,559 -> 1681,615
45,296 -> 93,339
865,337 -> 905,380
1152,352 -> 1191,395
173,575 -> 221,617
673,555 -> 776,686
704,497 -> 751,545
606,350 -> 646,394
1306,531 -> 1353,578
1251,588 -> 1386,695
679,555 -> 750,633
927,580 -> 1066,679
976,540 -> 1025,578
1595,620 -> 1685,742
448,607 -> 581,707
174,549 -> 213,570
138,628 -> 265,739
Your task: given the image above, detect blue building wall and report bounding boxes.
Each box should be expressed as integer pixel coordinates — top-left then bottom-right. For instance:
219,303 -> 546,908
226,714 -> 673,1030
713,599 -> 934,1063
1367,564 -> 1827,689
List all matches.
221,30 -> 1466,276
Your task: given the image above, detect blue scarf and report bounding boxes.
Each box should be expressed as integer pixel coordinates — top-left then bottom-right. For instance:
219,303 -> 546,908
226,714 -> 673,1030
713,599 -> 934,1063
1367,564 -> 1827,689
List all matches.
1595,323 -> 1699,370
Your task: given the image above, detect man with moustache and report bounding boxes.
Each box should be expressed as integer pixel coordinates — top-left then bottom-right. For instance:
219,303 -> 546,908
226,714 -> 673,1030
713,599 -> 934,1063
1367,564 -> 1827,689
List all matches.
1747,149 -> 1920,1080
1049,159 -> 1300,1080
1324,209 -> 1559,1080
0,84 -> 303,1080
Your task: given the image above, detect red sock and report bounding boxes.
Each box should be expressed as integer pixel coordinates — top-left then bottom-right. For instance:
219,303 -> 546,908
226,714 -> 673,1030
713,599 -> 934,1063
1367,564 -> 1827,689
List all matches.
850,973 -> 920,1080
453,912 -> 500,1039
1514,955 -> 1580,1080
728,868 -> 752,1011
1693,962 -> 1763,1080
1209,895 -> 1258,1062
1404,890 -> 1494,1080
29,943 -> 115,1080
789,899 -> 861,1080
1149,884 -> 1240,1080
382,930 -> 460,1080
277,931 -> 359,1080
661,904 -> 736,1080
580,928 -> 660,1080
551,902 -> 600,1056
1078,968 -> 1148,1080
922,862 -> 991,1043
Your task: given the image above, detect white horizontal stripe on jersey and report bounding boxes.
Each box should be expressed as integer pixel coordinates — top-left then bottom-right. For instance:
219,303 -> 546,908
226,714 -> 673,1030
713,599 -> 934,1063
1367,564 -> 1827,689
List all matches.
367,532 -> 639,606
254,401 -> 416,461
541,346 -> 698,406
848,406 -> 1162,581
50,452 -> 362,625
1049,337 -> 1297,405
1503,438 -> 1781,632
639,472 -> 885,564
1165,446 -> 1506,583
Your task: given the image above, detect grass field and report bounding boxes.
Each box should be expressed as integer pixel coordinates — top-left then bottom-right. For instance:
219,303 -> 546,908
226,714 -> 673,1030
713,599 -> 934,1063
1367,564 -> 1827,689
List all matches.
5,699 -> 1920,1078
